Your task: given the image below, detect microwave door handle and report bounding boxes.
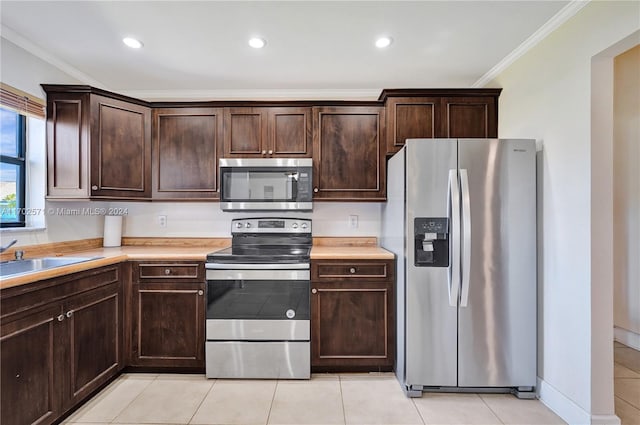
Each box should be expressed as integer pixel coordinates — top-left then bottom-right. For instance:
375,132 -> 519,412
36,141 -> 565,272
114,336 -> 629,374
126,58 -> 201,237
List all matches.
291,173 -> 298,199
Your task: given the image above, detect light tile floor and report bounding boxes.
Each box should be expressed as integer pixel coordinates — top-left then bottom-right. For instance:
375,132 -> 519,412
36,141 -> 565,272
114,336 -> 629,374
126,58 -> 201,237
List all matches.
615,342 -> 640,425
64,373 -> 568,425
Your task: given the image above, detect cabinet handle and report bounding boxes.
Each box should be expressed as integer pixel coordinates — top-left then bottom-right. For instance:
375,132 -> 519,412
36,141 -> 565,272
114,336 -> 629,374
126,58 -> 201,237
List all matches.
164,269 -> 171,275
66,310 -> 73,318
57,314 -> 65,322
198,290 -> 204,296
311,288 -> 317,294
268,150 -> 273,155
262,150 -> 267,155
91,185 -> 98,190
349,267 -> 356,274
313,187 -> 319,193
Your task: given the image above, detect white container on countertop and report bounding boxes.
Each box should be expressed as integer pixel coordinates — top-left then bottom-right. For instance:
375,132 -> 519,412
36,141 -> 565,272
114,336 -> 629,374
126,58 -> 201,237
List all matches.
103,215 -> 123,247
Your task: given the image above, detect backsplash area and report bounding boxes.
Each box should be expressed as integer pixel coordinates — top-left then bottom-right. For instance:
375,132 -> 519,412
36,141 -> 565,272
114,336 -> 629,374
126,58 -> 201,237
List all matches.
118,202 -> 381,238
1,201 -> 382,248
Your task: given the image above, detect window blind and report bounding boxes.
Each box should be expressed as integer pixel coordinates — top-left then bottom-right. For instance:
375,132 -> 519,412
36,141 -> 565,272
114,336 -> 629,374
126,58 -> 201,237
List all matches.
0,83 -> 45,119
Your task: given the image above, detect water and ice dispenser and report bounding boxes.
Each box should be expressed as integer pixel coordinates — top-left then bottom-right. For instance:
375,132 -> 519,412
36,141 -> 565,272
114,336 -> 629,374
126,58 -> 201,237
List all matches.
414,217 -> 449,267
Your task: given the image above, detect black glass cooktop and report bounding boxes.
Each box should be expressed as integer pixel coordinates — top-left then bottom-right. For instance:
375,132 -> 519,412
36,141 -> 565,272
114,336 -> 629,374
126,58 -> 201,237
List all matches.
206,245 -> 311,264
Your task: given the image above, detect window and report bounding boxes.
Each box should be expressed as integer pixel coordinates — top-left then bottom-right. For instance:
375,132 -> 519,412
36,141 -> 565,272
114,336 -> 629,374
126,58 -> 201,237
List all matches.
1,107 -> 26,227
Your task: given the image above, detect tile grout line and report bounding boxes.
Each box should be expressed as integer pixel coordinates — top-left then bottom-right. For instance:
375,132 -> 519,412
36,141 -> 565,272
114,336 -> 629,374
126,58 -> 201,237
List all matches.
108,374 -> 159,424
338,375 -> 347,425
265,379 -> 279,425
478,394 -> 508,425
409,395 -> 427,425
186,377 -> 217,425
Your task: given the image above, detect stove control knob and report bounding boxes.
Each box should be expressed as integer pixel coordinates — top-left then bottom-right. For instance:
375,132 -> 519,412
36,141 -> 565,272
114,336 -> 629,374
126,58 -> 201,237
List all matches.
235,222 -> 242,229
301,223 -> 308,229
245,223 -> 251,228
292,223 -> 299,229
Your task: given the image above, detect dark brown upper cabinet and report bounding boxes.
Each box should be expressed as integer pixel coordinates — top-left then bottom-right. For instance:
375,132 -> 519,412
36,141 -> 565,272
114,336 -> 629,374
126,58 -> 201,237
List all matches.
268,107 -> 312,157
152,107 -> 223,200
43,85 -> 151,199
386,97 -> 441,155
90,95 -> 151,199
223,107 -> 312,158
442,96 -> 498,138
46,91 -> 90,199
44,86 -> 500,202
381,89 -> 501,155
312,106 -> 386,201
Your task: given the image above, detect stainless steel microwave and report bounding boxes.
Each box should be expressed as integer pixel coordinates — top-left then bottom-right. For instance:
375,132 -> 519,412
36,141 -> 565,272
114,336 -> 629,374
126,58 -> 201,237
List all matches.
219,158 -> 313,211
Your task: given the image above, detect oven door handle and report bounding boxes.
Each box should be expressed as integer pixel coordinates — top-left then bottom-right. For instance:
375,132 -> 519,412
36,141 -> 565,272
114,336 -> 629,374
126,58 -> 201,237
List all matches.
206,269 -> 310,281
206,263 -> 309,270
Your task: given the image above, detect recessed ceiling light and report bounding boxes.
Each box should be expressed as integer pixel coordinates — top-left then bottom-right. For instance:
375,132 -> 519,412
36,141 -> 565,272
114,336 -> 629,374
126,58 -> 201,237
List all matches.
375,37 -> 393,49
248,37 -> 266,49
122,37 -> 143,49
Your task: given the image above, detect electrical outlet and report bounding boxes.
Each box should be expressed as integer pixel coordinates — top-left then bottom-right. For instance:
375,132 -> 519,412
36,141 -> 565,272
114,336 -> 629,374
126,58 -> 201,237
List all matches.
158,215 -> 167,228
348,215 -> 358,229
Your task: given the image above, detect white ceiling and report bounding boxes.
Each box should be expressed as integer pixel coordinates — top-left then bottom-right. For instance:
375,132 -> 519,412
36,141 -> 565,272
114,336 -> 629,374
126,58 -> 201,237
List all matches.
1,1 -> 574,100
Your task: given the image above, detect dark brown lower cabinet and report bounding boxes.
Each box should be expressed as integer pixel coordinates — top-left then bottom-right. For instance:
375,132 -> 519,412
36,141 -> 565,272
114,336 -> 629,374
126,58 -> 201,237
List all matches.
130,262 -> 205,369
0,266 -> 122,425
311,259 -> 395,371
63,283 -> 121,409
1,304 -> 61,425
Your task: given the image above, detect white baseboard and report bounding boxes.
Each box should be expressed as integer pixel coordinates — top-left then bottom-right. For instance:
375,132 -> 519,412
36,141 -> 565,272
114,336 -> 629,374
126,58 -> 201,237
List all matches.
537,378 -> 620,425
614,327 -> 640,350
591,414 -> 622,425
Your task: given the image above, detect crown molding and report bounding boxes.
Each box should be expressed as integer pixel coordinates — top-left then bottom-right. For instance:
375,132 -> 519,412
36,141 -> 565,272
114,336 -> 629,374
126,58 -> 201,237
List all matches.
472,0 -> 591,88
1,24 -> 108,89
121,88 -> 382,102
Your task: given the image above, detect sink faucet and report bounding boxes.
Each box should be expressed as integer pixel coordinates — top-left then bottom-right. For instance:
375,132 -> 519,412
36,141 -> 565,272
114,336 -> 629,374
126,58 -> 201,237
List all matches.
0,239 -> 18,253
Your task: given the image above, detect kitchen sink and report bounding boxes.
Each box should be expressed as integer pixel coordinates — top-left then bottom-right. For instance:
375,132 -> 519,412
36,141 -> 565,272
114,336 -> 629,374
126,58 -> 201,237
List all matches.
0,257 -> 103,279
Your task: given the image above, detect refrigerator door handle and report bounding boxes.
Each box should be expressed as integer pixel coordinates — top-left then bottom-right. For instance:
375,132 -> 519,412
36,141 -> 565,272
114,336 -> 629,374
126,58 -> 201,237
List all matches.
447,169 -> 461,307
460,168 -> 472,307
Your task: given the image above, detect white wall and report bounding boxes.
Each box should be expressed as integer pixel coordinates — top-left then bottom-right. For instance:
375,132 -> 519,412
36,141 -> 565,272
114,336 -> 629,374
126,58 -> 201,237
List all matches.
613,45 -> 640,348
0,37 -> 82,99
489,1 -> 639,423
118,201 -> 381,238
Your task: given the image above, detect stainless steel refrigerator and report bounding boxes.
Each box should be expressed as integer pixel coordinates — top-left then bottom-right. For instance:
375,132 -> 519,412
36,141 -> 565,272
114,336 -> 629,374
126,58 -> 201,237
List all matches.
382,138 -> 536,398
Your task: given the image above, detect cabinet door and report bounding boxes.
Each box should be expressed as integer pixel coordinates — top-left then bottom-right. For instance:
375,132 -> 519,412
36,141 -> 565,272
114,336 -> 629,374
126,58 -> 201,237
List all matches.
46,92 -> 90,198
313,106 -> 386,200
1,304 -> 63,425
62,282 -> 121,409
386,97 -> 440,155
90,95 -> 151,198
442,96 -> 498,138
223,107 -> 268,157
132,282 -> 205,368
311,281 -> 393,371
268,107 -> 312,157
153,108 -> 223,199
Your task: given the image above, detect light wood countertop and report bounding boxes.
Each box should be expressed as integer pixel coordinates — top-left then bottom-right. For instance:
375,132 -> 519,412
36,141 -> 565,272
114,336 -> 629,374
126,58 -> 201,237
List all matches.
0,245 -> 229,290
310,246 -> 394,260
1,237 -> 394,290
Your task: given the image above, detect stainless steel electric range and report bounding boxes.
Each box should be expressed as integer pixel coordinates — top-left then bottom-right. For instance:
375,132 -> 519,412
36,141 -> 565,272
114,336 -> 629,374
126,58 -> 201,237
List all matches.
205,218 -> 311,379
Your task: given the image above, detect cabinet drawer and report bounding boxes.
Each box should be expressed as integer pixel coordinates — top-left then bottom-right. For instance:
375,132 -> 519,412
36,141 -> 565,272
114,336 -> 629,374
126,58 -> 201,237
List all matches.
137,263 -> 203,281
312,260 -> 393,281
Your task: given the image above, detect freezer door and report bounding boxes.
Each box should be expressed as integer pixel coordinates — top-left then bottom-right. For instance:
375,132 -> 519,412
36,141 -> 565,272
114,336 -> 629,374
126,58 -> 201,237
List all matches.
457,139 -> 537,388
405,139 -> 458,388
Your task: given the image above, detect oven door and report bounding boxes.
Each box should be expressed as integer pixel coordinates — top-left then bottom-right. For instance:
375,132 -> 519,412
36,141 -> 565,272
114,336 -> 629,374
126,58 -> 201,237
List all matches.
205,265 -> 311,379
205,267 -> 310,323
